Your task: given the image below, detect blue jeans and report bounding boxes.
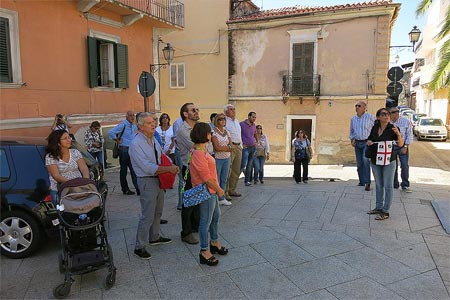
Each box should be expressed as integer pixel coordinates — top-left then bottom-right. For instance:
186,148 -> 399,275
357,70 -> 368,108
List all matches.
199,194 -> 220,250
119,147 -> 139,193
355,141 -> 371,185
215,158 -> 230,200
174,148 -> 184,209
393,147 -> 409,188
371,161 -> 395,213
240,146 -> 256,183
50,190 -> 58,205
253,155 -> 266,182
89,151 -> 104,170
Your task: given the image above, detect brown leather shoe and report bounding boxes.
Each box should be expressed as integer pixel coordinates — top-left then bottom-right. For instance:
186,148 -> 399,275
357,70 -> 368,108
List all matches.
229,192 -> 242,197
225,194 -> 233,201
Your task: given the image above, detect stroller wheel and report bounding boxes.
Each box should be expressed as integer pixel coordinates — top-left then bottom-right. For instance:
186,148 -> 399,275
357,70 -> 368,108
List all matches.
53,282 -> 71,299
58,254 -> 66,274
104,269 -> 116,290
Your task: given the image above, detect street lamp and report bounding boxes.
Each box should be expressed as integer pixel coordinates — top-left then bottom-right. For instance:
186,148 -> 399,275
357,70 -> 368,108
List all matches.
150,40 -> 175,73
390,25 -> 422,52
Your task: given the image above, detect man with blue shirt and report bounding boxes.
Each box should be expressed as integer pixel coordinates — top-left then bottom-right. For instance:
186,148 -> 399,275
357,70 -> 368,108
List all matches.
389,107 -> 413,192
129,112 -> 179,259
109,111 -> 139,195
349,101 -> 375,191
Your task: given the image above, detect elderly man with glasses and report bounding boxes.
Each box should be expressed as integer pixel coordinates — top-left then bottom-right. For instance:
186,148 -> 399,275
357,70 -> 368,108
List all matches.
349,101 -> 375,191
389,107 -> 413,192
224,104 -> 242,200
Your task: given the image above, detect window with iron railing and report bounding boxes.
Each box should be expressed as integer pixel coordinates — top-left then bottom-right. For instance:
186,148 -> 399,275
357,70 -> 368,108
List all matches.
282,74 -> 321,96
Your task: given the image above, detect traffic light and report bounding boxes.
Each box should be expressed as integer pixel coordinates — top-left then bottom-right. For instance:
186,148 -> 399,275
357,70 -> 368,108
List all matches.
386,67 -> 403,108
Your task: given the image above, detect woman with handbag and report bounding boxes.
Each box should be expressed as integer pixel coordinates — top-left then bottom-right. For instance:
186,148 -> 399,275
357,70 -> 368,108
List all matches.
189,122 -> 228,266
292,129 -> 312,184
366,108 -> 404,221
253,125 -> 270,184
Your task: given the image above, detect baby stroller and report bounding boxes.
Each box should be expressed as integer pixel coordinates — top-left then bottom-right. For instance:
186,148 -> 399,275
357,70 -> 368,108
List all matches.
53,178 -> 116,299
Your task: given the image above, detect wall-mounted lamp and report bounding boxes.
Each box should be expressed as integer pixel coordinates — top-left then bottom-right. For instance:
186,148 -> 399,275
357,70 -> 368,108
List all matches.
150,40 -> 175,73
390,25 -> 421,52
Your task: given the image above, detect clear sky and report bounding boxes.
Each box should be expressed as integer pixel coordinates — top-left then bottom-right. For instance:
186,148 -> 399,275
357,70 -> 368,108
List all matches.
256,0 -> 426,66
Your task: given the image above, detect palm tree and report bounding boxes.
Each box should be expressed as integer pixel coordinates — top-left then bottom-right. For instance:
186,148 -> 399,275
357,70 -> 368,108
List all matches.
416,0 -> 450,91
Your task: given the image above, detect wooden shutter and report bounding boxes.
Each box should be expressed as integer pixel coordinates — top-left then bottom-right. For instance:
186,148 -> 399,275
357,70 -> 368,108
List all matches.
87,36 -> 99,88
0,17 -> 12,83
115,43 -> 128,88
292,43 -> 314,94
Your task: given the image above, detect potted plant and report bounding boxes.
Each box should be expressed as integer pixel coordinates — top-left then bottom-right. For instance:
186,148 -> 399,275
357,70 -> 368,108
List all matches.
107,80 -> 114,87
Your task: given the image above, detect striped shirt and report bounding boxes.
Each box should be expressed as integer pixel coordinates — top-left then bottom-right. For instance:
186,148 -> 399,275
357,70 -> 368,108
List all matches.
391,116 -> 412,145
349,113 -> 375,141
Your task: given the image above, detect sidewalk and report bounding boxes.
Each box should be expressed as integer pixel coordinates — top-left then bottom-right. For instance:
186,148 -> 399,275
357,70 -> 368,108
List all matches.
1,166 -> 449,299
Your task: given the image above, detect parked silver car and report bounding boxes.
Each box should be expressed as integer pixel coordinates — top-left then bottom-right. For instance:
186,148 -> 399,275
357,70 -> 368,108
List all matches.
414,118 -> 448,141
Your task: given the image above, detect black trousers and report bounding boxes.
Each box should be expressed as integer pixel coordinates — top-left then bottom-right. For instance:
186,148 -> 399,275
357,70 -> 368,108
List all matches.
294,158 -> 309,182
181,166 -> 200,237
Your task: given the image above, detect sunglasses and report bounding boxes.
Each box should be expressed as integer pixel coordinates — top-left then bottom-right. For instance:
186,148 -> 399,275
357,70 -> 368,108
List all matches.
380,112 -> 390,117
217,118 -> 225,121
190,108 -> 199,113
390,110 -> 399,113
355,104 -> 362,108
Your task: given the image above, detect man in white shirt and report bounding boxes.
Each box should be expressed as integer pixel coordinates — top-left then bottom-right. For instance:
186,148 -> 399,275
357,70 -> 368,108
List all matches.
224,104 -> 242,200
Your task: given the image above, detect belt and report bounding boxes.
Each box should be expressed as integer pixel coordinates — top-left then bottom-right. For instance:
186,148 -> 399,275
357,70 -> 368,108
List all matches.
355,139 -> 368,142
232,142 -> 240,145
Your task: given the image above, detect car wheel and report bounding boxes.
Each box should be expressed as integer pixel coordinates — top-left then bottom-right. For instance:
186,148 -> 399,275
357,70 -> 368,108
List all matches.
0,210 -> 43,259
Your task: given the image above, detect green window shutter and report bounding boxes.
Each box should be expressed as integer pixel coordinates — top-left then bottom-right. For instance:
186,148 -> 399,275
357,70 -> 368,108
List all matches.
0,17 -> 12,83
87,36 -> 98,88
292,43 -> 314,94
115,43 -> 128,88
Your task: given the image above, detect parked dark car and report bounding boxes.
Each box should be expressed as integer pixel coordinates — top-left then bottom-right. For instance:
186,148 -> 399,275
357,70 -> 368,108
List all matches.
0,137 -> 108,259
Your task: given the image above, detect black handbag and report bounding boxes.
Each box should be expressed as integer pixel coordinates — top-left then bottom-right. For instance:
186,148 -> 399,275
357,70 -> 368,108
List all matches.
112,125 -> 126,159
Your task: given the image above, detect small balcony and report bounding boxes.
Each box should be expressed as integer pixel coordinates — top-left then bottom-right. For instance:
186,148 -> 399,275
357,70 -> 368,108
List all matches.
114,0 -> 184,27
282,74 -> 321,96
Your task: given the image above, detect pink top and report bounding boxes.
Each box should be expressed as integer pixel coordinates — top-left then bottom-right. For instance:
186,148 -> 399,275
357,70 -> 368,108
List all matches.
190,149 -> 218,194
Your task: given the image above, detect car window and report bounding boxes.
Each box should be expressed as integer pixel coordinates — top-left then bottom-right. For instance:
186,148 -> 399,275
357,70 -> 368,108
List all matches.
431,119 -> 444,126
0,149 -> 11,182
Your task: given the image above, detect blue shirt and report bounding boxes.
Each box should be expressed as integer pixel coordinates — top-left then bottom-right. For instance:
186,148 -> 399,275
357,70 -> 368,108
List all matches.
172,117 -> 183,140
108,119 -> 137,147
349,113 -> 375,141
129,132 -> 162,177
391,116 -> 412,145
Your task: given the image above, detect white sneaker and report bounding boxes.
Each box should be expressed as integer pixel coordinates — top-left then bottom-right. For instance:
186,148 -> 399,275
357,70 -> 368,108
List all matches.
219,199 -> 232,206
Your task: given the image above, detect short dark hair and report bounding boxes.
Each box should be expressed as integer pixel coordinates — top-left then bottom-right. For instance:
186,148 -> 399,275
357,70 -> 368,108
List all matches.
210,113 -> 217,122
180,102 -> 194,120
248,111 -> 256,117
90,121 -> 101,129
190,122 -> 211,144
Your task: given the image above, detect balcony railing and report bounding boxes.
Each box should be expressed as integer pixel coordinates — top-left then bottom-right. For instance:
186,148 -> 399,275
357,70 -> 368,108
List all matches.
115,0 -> 184,27
282,74 -> 321,96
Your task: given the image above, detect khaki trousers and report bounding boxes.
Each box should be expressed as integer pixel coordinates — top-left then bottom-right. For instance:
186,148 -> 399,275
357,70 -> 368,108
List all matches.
226,145 -> 242,195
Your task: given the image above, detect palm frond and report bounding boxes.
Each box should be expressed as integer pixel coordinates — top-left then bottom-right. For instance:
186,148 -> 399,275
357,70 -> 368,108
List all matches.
436,5 -> 450,39
416,0 -> 432,16
429,41 -> 450,90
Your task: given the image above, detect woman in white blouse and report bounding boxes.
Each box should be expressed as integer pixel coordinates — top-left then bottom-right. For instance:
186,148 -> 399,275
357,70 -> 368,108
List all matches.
253,125 -> 270,184
155,113 -> 176,162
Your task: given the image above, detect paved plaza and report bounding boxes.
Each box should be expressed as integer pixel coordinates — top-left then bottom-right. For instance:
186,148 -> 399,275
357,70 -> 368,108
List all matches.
1,165 -> 450,300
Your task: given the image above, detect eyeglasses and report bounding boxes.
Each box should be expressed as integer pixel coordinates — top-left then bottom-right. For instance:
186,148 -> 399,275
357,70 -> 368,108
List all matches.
161,116 -> 169,119
227,107 -> 235,111
217,118 -> 225,121
127,114 -> 135,117
390,110 -> 399,113
380,112 -> 390,117
355,104 -> 362,108
190,108 -> 199,113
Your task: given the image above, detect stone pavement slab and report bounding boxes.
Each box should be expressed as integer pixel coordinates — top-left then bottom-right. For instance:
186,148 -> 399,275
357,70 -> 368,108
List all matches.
1,165 -> 449,300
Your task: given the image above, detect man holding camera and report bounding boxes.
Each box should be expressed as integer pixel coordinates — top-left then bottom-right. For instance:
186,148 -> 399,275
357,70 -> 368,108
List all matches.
51,114 -> 72,133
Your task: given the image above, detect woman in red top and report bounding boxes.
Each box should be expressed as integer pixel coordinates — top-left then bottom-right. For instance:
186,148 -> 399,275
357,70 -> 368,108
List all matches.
190,122 -> 228,266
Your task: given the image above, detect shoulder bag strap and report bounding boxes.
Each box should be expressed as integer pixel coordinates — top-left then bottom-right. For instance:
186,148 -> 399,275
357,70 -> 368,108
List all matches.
117,123 -> 126,139
180,151 -> 193,194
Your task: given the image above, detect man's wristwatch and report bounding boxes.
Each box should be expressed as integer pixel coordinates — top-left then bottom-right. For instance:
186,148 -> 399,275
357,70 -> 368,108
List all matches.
403,145 -> 408,148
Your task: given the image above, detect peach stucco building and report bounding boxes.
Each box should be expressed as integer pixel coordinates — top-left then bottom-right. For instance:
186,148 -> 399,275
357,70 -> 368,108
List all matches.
228,0 -> 400,164
0,0 -> 184,137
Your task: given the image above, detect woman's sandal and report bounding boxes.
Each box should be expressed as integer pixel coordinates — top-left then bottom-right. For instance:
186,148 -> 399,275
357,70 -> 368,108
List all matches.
367,209 -> 382,215
375,213 -> 390,220
199,252 -> 219,266
210,244 -> 229,255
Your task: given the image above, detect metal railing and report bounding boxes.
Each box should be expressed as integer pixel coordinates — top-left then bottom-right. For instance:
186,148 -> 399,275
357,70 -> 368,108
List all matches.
282,74 -> 321,96
115,0 -> 184,27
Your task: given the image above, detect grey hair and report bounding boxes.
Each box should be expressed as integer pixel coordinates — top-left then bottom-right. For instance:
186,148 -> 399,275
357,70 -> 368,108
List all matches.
136,112 -> 156,126
224,104 -> 234,113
